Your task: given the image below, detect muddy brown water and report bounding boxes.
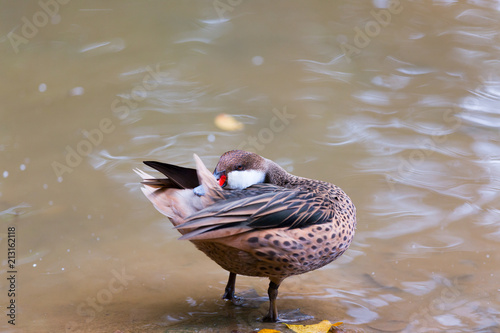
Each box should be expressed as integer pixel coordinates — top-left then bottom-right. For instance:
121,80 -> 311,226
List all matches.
1,1 -> 500,332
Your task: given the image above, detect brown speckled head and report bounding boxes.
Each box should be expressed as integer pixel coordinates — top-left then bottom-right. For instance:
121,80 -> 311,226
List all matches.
213,150 -> 271,189
214,150 -> 267,175
213,150 -> 300,189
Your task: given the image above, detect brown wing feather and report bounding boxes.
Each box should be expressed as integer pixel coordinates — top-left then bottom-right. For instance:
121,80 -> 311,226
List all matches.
179,187 -> 334,241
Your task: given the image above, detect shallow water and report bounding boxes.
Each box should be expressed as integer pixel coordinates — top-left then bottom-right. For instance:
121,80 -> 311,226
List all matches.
1,1 -> 500,332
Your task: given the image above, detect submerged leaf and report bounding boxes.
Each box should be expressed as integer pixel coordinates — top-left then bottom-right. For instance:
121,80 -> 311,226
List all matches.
286,320 -> 342,333
258,329 -> 281,333
215,113 -> 244,131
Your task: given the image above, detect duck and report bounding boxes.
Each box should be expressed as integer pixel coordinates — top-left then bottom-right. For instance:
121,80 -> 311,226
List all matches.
136,150 -> 356,322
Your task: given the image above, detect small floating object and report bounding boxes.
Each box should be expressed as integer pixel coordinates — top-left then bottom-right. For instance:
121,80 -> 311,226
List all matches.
214,113 -> 244,131
286,320 -> 343,333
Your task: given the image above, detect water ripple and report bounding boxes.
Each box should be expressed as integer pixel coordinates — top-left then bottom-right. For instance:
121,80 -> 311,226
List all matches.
344,301 -> 379,324
79,38 -> 125,54
455,9 -> 498,25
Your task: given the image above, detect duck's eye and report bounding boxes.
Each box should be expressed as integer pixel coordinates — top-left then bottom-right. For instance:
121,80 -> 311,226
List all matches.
235,165 -> 244,171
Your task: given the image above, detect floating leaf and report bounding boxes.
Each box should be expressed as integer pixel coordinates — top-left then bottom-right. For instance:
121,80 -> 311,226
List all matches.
215,113 -> 244,131
258,329 -> 281,333
286,320 -> 342,333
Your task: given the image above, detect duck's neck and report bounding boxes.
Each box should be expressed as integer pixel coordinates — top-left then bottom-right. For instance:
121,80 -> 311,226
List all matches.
264,159 -> 301,187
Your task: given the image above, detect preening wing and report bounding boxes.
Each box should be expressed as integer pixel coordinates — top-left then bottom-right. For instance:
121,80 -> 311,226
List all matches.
177,186 -> 333,241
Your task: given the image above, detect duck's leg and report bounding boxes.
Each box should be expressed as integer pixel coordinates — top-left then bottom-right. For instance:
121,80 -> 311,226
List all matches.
263,280 -> 281,322
222,272 -> 237,300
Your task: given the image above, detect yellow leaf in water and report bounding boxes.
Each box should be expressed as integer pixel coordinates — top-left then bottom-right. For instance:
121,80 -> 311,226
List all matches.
258,329 -> 281,333
214,113 -> 244,131
286,320 -> 341,333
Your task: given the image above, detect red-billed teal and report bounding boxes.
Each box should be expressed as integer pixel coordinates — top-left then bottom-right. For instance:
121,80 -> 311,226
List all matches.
136,150 -> 356,322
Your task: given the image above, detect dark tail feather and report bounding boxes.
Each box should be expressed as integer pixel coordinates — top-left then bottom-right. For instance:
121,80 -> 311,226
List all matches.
140,178 -> 178,188
143,161 -> 199,189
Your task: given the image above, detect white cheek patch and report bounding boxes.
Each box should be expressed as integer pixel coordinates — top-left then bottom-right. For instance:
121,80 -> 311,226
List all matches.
226,170 -> 266,189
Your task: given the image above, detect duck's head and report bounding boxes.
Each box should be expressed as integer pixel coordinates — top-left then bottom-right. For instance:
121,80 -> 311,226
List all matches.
213,150 -> 268,190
